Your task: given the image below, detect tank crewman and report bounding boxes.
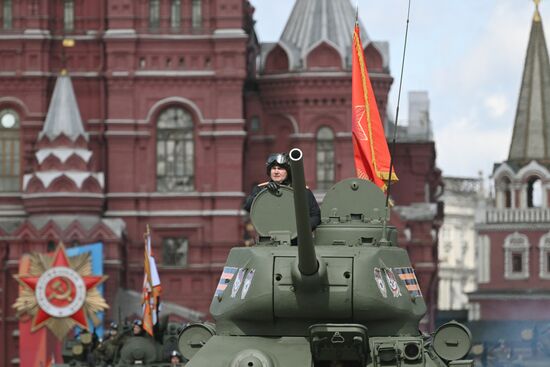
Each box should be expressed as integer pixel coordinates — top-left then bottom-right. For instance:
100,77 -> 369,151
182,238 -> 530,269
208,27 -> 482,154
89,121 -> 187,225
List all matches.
244,152 -> 321,230
105,321 -> 118,340
132,319 -> 145,336
169,350 -> 186,366
96,321 -> 125,365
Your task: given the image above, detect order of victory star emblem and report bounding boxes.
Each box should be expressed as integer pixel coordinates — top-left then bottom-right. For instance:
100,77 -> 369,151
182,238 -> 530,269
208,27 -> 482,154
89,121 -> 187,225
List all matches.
13,243 -> 108,340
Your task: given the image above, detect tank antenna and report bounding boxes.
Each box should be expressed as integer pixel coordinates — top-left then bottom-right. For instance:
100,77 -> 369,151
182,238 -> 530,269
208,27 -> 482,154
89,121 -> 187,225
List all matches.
382,0 -> 411,238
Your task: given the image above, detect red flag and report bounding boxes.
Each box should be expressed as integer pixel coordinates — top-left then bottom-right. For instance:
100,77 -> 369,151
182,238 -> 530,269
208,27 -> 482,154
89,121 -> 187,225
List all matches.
352,23 -> 397,190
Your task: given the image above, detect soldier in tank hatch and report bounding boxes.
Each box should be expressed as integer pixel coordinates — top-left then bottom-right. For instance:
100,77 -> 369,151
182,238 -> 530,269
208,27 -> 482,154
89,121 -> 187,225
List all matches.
243,152 -> 321,230
132,319 -> 145,336
169,350 -> 186,366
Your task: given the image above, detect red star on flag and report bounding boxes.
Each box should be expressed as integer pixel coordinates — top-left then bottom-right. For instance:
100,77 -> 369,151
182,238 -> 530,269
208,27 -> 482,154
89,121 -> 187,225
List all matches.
17,245 -> 106,332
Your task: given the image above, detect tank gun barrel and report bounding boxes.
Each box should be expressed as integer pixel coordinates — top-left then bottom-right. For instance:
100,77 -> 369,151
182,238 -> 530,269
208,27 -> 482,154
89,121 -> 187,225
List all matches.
289,148 -> 318,275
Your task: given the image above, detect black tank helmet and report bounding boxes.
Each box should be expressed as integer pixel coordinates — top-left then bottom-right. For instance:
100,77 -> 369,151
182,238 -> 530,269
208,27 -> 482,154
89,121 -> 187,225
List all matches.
265,153 -> 291,181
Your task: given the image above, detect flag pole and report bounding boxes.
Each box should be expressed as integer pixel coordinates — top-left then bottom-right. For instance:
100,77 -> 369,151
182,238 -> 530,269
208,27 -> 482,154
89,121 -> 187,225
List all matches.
382,0 -> 412,241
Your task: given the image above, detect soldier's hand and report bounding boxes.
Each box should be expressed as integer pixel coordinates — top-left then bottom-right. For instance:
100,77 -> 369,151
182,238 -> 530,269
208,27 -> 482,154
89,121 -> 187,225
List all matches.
267,181 -> 279,193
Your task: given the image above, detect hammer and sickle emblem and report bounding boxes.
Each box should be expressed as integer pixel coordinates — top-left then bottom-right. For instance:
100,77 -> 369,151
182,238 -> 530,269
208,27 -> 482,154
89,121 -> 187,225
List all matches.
48,277 -> 73,302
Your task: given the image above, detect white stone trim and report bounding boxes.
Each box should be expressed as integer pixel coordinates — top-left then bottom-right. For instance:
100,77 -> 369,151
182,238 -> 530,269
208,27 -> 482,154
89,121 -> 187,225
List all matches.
468,302 -> 480,321
111,71 -> 130,77
491,162 -> 516,182
336,132 -> 352,138
106,191 -> 245,198
104,131 -> 150,137
517,160 -> 550,180
539,231 -> 550,279
104,119 -> 143,124
21,192 -> 104,199
477,222 -> 550,231
104,209 -> 245,217
145,96 -> 205,124
35,148 -> 93,164
213,28 -> 247,38
289,133 -> 314,139
134,70 -> 215,77
198,131 -> 246,137
136,34 -> 212,40
477,235 -> 490,283
103,29 -> 137,38
23,171 -> 104,190
0,96 -> 32,116
0,209 -> 26,216
260,71 -> 351,79
202,119 -> 245,125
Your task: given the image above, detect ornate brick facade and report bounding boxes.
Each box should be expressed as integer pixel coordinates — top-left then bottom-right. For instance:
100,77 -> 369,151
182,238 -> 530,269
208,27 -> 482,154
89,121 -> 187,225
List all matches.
0,1 -> 442,365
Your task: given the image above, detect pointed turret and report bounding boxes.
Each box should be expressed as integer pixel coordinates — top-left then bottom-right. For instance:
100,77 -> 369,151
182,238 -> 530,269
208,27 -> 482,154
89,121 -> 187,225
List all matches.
261,0 -> 389,72
508,1 -> 550,164
39,73 -> 88,142
22,73 -> 104,214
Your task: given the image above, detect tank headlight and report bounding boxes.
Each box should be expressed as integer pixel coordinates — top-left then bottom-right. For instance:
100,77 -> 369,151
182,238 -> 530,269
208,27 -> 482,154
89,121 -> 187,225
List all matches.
432,321 -> 472,361
403,342 -> 421,361
178,322 -> 216,361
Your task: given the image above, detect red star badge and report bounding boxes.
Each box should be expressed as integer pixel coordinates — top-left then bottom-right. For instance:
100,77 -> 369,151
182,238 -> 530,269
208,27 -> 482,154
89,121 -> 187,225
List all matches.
15,244 -> 107,334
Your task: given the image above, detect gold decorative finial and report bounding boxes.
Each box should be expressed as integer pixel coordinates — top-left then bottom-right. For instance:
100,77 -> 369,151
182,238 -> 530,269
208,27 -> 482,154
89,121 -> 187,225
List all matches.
534,0 -> 542,22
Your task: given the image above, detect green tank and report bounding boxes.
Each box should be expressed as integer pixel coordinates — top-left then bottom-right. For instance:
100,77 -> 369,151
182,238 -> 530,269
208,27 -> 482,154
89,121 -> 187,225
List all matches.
179,148 -> 474,367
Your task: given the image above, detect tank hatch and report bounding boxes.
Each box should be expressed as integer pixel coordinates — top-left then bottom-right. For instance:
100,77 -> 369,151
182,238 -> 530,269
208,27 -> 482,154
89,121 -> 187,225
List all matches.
321,178 -> 387,222
250,186 -> 297,245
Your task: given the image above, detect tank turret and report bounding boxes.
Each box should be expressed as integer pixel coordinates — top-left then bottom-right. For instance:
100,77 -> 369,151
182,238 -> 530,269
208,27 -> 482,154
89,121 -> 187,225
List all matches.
179,148 -> 473,367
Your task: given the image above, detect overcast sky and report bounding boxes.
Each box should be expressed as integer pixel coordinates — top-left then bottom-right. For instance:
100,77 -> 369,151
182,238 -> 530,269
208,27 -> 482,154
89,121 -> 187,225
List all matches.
249,0 -> 550,181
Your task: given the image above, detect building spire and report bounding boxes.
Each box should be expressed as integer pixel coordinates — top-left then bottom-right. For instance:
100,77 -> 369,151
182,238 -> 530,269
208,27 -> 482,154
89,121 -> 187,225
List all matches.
534,0 -> 542,22
38,74 -> 88,142
507,3 -> 550,163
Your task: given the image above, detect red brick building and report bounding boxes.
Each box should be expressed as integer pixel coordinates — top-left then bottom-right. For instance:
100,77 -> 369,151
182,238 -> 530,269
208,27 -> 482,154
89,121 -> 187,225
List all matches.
470,3 -> 550,363
0,0 -> 443,365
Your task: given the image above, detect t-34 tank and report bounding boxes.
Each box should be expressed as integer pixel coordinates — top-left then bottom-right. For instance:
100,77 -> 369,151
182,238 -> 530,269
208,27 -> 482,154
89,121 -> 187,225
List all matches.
180,148 -> 473,367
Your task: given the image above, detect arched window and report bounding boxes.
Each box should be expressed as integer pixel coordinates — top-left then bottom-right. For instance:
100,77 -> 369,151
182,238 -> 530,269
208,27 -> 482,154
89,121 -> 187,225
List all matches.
192,0 -> 201,30
527,176 -> 542,208
539,232 -> 550,279
504,232 -> 530,280
316,126 -> 335,190
156,107 -> 194,192
171,0 -> 181,30
149,0 -> 160,29
162,237 -> 188,267
0,109 -> 20,192
64,0 -> 74,32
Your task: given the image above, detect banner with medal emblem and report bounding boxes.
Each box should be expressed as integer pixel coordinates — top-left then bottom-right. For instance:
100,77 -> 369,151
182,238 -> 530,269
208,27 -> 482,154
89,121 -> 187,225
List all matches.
13,243 -> 108,340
